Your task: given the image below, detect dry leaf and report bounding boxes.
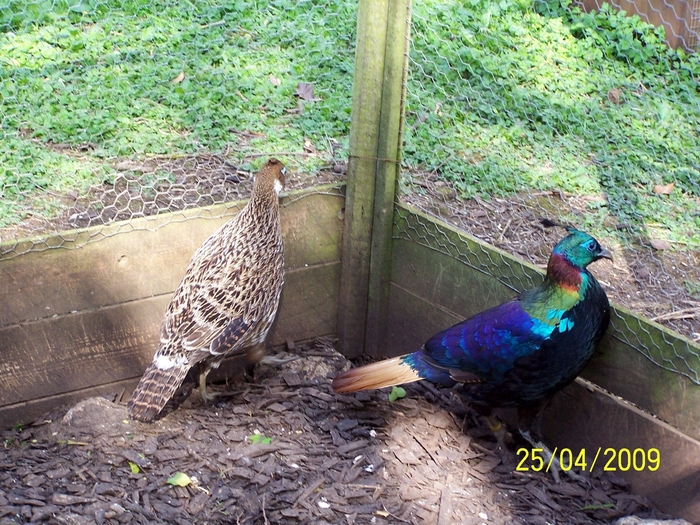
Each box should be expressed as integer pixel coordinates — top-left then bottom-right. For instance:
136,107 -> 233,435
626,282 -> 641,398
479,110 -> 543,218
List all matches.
649,239 -> 670,250
269,74 -> 281,87
607,88 -> 622,104
652,182 -> 674,195
296,82 -> 315,101
171,71 -> 185,84
332,161 -> 347,174
303,137 -> 318,154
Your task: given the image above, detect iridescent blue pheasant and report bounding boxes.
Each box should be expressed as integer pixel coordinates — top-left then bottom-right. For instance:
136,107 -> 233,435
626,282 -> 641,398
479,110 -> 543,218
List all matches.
333,221 -> 611,451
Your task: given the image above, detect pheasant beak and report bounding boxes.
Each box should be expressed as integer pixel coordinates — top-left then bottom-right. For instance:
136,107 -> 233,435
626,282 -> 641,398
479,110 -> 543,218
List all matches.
597,248 -> 613,261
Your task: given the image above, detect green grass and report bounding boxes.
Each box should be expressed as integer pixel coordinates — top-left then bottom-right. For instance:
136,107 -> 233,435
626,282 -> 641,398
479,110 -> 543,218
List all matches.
1,0 -> 699,248
404,0 -> 700,246
0,0 -> 356,226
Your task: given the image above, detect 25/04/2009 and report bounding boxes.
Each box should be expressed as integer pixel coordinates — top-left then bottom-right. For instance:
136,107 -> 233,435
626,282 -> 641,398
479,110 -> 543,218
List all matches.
516,447 -> 660,473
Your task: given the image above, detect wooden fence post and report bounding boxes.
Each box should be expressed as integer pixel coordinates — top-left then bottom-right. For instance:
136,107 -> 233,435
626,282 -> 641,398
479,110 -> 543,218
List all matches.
337,0 -> 411,358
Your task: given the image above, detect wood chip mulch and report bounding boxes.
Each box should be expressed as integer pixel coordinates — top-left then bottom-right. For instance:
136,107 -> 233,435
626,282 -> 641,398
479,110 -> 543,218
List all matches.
0,339 -> 690,525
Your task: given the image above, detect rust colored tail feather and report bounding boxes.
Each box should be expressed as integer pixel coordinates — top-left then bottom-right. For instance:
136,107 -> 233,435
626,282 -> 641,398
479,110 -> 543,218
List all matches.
331,356 -> 422,393
127,362 -> 189,422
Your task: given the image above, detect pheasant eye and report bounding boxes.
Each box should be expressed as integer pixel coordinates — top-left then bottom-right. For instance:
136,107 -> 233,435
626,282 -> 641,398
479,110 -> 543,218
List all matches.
586,240 -> 597,252
281,167 -> 287,176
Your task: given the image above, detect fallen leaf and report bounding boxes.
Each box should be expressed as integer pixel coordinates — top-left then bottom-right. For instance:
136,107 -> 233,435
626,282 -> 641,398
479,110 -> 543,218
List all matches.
649,239 -> 670,250
388,386 -> 406,402
128,461 -> 140,474
170,71 -> 185,84
167,472 -> 192,487
607,88 -> 622,104
269,74 -> 281,86
303,137 -> 318,154
652,182 -> 674,195
375,510 -> 390,518
249,433 -> 272,445
296,82 -> 315,101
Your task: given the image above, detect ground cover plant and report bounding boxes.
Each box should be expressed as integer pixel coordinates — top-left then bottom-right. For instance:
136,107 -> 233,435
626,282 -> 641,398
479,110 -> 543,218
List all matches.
404,0 -> 700,248
0,0 -> 698,337
0,0 -> 356,227
1,0 -> 699,240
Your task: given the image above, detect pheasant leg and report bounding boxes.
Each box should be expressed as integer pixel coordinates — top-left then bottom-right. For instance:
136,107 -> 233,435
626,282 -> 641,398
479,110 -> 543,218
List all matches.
519,430 -> 587,483
198,366 -> 218,403
246,344 -> 299,367
484,414 -> 511,453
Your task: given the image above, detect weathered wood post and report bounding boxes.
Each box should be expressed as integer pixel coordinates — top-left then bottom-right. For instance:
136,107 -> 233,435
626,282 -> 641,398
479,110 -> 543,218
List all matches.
337,0 -> 411,358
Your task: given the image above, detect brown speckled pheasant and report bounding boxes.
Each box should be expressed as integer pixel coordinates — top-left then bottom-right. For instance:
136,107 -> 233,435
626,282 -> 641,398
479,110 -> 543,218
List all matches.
128,158 -> 286,421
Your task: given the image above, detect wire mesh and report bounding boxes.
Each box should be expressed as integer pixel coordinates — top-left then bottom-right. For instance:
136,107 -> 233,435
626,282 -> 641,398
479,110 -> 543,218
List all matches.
2,0 -> 699,351
394,205 -> 700,385
573,0 -> 700,51
401,0 -> 700,348
0,0 -> 354,256
692,0 -> 700,37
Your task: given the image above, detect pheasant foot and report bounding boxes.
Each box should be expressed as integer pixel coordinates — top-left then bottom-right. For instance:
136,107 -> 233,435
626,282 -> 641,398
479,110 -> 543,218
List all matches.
519,430 -> 587,484
259,353 -> 299,366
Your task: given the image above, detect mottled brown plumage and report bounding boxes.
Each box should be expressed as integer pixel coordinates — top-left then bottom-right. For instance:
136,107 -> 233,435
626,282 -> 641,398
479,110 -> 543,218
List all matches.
128,158 -> 286,421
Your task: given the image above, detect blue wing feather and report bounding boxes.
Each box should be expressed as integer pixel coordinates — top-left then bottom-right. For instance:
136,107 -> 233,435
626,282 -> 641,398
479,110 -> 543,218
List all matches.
423,301 -> 549,380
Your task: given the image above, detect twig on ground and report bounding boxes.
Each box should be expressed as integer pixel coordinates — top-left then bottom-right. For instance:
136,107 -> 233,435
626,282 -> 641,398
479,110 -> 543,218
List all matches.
651,307 -> 700,322
244,152 -> 325,158
262,493 -> 270,525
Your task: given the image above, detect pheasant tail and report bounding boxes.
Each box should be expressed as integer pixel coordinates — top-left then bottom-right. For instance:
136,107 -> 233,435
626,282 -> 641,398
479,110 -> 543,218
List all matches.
332,356 -> 422,394
127,362 -> 189,421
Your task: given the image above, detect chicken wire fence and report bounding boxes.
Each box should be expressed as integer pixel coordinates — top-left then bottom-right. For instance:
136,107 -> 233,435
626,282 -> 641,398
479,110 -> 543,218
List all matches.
574,0 -> 700,51
400,0 -> 700,346
0,0 -> 355,254
393,205 -> 700,386
1,0 -> 699,348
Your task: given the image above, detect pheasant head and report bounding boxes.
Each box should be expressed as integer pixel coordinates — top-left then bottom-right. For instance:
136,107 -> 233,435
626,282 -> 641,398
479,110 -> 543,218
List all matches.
253,158 -> 286,201
537,220 -> 612,304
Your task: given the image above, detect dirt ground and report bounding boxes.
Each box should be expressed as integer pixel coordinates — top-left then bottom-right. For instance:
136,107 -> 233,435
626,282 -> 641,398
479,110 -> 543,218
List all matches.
0,340 -> 690,525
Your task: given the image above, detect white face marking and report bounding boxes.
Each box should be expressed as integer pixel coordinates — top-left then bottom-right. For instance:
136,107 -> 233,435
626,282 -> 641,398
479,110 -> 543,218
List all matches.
154,354 -> 187,370
274,179 -> 283,196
